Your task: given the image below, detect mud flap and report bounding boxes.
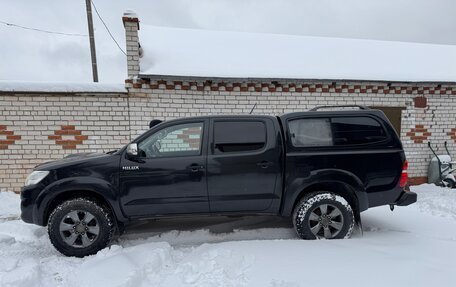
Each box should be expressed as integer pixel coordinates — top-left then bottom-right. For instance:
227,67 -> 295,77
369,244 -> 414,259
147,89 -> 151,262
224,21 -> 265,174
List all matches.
354,209 -> 363,237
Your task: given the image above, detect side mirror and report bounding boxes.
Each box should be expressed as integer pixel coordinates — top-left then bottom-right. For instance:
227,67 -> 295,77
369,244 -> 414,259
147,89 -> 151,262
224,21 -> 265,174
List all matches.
126,143 -> 138,156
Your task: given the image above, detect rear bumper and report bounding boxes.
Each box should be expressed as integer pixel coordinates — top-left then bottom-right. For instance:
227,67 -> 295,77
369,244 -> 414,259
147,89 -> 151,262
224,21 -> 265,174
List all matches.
367,186 -> 417,208
394,191 -> 417,206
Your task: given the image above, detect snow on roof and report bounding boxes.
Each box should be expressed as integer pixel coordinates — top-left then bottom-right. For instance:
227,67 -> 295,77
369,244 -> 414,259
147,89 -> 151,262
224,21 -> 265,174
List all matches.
123,9 -> 138,18
139,25 -> 456,83
0,81 -> 127,93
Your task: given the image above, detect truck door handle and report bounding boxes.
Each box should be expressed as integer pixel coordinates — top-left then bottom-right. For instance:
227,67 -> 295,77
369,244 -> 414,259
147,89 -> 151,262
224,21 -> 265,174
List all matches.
257,161 -> 273,169
187,163 -> 204,172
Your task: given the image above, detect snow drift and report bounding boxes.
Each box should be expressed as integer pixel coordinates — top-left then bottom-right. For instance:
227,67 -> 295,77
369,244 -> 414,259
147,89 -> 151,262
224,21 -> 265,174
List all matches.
1,184 -> 456,286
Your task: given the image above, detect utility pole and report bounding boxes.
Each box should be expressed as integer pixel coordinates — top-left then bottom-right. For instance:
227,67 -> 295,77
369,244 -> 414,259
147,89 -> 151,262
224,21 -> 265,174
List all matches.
85,0 -> 98,82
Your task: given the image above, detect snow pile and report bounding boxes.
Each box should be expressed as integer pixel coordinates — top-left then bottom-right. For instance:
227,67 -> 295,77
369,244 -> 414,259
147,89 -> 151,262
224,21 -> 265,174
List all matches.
67,243 -> 252,287
139,25 -> 456,82
1,185 -> 456,286
0,80 -> 127,93
0,191 -> 20,220
412,183 -> 456,219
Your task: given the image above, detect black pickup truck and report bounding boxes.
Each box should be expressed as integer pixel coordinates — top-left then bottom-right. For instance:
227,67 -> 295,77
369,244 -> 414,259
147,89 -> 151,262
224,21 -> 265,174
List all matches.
21,106 -> 416,257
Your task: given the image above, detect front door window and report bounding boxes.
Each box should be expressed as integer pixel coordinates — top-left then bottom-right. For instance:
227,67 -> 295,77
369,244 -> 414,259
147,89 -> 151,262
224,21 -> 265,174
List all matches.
138,122 -> 204,158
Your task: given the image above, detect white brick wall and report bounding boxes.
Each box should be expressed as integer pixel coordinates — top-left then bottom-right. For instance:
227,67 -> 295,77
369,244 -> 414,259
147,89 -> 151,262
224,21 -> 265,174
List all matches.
1,79 -> 455,192
0,92 -> 131,192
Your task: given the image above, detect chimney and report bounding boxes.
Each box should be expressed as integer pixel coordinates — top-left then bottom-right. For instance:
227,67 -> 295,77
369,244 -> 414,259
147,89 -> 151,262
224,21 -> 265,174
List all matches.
123,10 -> 140,78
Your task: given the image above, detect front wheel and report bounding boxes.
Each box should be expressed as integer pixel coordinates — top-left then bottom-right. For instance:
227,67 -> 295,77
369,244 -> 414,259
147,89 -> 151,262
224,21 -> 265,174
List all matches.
48,198 -> 115,257
293,192 -> 355,239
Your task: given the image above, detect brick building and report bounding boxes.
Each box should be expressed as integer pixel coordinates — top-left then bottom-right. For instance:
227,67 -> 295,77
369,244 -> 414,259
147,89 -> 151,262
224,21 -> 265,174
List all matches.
1,11 -> 456,192
122,11 -> 456,187
0,82 -> 130,192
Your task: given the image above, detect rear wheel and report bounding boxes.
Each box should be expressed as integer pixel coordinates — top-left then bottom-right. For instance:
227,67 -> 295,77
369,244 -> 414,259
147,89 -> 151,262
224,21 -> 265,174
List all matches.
293,192 -> 355,239
48,198 -> 115,257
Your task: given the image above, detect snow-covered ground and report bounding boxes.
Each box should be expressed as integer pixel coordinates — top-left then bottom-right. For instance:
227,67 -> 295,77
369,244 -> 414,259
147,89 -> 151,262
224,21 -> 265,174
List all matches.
1,184 -> 455,287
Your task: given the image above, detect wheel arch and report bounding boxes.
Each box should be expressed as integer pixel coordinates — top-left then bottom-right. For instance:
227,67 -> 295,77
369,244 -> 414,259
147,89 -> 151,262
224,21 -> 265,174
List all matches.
42,190 -> 115,227
282,180 -> 367,224
33,177 -> 127,226
281,168 -> 369,218
293,182 -> 358,216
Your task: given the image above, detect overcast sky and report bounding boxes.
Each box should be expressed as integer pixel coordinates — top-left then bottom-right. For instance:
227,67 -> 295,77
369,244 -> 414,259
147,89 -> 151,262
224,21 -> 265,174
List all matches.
1,0 -> 455,83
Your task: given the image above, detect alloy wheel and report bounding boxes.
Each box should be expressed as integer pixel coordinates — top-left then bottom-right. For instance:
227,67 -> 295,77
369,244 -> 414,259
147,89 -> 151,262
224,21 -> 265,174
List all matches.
307,203 -> 344,239
59,210 -> 100,248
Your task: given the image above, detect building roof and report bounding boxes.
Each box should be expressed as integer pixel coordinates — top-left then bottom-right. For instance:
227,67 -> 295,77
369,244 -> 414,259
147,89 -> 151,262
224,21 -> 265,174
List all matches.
0,81 -> 127,93
139,25 -> 456,83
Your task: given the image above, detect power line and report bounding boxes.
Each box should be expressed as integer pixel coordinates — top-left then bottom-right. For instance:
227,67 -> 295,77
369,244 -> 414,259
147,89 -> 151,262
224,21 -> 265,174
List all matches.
90,0 -> 127,56
0,20 -> 88,37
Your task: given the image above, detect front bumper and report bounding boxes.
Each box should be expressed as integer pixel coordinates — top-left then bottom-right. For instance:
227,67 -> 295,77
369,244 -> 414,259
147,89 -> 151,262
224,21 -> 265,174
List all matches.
394,191 -> 417,206
20,184 -> 43,224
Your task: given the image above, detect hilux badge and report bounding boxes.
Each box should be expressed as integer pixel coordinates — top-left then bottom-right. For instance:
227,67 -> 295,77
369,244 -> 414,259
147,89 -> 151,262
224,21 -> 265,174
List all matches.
122,166 -> 139,171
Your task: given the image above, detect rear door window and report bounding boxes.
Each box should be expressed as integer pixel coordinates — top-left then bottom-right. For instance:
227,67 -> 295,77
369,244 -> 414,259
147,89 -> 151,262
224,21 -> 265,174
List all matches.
213,121 -> 266,153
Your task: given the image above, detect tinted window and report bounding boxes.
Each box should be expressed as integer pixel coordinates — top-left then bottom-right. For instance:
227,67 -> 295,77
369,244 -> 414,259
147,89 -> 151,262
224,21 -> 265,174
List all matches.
138,122 -> 203,157
288,118 -> 332,147
332,117 -> 386,145
214,121 -> 266,153
288,116 -> 387,147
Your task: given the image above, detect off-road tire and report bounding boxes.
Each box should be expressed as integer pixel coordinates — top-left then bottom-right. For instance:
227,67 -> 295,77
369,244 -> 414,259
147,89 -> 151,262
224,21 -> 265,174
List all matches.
292,192 -> 355,240
48,198 -> 114,257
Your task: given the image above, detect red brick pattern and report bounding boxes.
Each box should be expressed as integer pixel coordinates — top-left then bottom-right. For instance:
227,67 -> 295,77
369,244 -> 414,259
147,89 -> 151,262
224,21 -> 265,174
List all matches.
447,128 -> 456,143
0,125 -> 21,149
414,96 -> 427,108
126,79 -> 456,95
408,176 -> 428,185
48,125 -> 88,149
406,125 -> 431,144
122,16 -> 139,22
